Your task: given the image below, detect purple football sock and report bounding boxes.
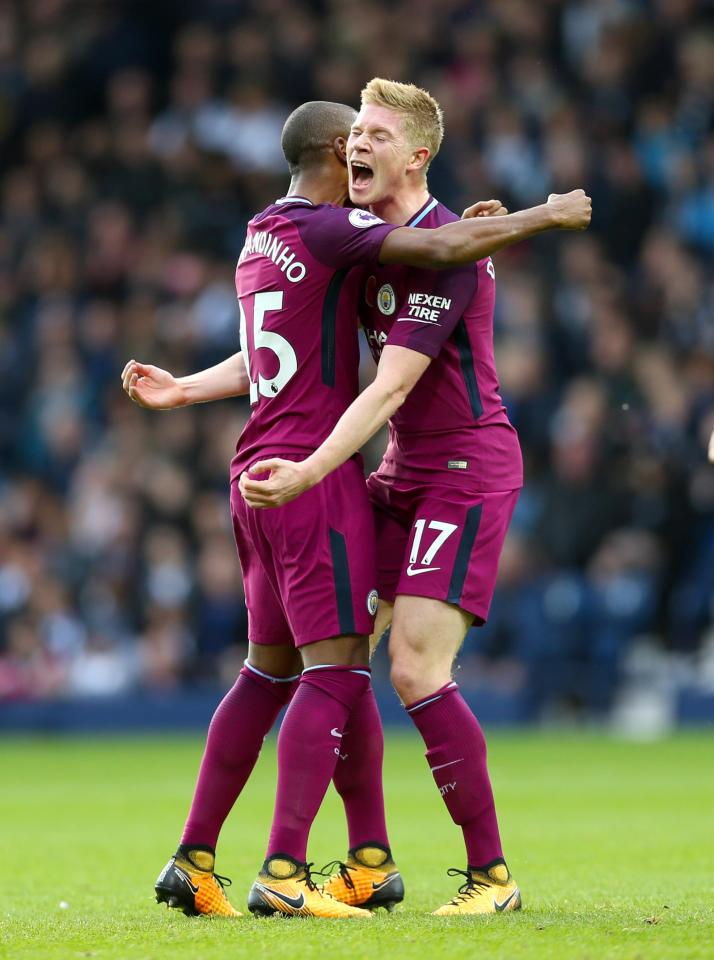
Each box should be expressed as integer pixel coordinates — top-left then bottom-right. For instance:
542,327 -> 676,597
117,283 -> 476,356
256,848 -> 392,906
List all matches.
181,661 -> 298,849
332,684 -> 390,851
266,664 -> 371,863
406,681 -> 504,867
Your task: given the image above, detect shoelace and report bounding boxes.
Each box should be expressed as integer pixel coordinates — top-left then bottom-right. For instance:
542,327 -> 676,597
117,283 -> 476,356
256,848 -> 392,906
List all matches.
318,860 -> 356,892
445,868 -> 490,905
181,859 -> 233,890
295,862 -> 323,894
264,861 -> 350,900
294,861 -> 355,899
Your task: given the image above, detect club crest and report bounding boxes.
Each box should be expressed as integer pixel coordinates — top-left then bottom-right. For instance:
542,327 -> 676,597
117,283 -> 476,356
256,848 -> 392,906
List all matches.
378,283 -> 396,316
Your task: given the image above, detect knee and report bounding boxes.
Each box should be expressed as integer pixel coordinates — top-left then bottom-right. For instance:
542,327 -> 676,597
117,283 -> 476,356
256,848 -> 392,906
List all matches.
389,635 -> 454,705
390,653 -> 427,706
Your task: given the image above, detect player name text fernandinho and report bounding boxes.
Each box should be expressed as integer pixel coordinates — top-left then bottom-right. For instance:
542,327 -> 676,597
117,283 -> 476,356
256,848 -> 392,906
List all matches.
239,231 -> 306,283
406,292 -> 452,322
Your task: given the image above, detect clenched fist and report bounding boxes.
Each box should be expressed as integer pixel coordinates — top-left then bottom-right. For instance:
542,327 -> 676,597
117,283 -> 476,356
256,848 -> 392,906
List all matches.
547,189 -> 592,231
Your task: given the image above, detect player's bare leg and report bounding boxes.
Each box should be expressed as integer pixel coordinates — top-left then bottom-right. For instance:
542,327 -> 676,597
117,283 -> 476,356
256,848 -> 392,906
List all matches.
389,596 -> 470,703
248,633 -> 377,917
389,596 -> 521,916
155,641 -> 301,918
248,641 -> 302,678
369,599 -> 393,658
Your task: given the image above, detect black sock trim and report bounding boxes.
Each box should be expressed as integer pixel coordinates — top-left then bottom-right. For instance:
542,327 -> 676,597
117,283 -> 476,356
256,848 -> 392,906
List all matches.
468,857 -> 506,874
347,840 -> 394,866
176,844 -> 216,871
176,843 -> 215,856
349,841 -> 392,859
263,853 -> 306,875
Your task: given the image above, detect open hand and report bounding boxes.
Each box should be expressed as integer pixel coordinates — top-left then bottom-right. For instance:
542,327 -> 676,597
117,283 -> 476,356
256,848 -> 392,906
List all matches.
547,189 -> 592,230
462,199 -> 508,219
121,359 -> 185,410
238,458 -> 317,508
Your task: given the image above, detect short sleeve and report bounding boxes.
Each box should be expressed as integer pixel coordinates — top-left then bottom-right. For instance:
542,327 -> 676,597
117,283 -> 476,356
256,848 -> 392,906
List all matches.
385,265 -> 477,358
297,206 -> 399,270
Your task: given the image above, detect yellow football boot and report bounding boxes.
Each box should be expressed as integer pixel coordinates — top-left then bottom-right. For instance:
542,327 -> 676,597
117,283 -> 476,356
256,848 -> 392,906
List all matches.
155,848 -> 242,917
321,845 -> 404,911
248,856 -> 373,918
433,862 -> 521,916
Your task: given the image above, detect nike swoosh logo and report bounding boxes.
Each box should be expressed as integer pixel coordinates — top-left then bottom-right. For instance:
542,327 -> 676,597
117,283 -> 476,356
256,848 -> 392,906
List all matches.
494,888 -> 520,912
330,728 -> 343,738
406,565 -> 441,577
175,869 -> 199,895
255,882 -> 305,910
372,872 -> 400,891
430,758 -> 463,773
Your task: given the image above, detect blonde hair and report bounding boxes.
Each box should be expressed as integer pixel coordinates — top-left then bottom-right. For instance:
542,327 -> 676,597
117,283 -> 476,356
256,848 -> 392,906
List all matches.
361,77 -> 444,171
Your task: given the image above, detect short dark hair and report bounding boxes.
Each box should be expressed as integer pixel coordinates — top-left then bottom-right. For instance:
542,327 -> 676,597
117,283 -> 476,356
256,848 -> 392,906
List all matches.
281,101 -> 356,175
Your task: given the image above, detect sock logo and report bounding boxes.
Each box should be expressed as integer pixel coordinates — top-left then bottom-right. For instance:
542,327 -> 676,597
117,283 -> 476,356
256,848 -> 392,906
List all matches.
439,781 -> 457,796
330,728 -> 343,738
430,758 -> 463,773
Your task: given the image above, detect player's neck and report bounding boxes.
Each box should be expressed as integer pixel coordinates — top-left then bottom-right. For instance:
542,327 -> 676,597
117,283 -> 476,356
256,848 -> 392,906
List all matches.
370,181 -> 431,226
287,174 -> 348,208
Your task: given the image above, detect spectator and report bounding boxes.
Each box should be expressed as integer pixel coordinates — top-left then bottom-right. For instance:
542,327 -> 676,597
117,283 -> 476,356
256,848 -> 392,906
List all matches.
0,0 -> 712,717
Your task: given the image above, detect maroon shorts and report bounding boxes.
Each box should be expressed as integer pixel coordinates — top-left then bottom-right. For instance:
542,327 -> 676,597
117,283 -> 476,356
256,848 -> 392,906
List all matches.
367,473 -> 520,623
231,458 -> 378,647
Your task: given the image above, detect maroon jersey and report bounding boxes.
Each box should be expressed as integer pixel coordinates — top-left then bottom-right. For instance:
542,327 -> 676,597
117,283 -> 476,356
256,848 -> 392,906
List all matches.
231,198 -> 397,481
361,196 -> 523,493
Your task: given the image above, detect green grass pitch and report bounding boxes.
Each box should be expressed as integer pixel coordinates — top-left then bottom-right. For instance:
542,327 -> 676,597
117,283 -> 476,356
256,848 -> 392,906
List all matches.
2,731 -> 713,959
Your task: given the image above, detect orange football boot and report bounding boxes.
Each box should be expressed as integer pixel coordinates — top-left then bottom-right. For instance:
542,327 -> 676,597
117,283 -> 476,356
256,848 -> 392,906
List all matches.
321,845 -> 404,911
155,848 -> 241,917
433,862 -> 521,916
248,856 -> 373,918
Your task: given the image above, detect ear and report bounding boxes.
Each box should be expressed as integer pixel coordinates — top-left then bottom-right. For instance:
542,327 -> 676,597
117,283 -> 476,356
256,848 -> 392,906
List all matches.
334,136 -> 348,166
406,146 -> 430,174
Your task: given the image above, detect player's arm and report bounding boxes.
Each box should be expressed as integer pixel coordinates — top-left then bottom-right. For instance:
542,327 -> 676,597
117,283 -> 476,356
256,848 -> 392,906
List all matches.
121,351 -> 250,409
378,190 -> 592,269
709,429 -> 714,463
239,345 -> 429,508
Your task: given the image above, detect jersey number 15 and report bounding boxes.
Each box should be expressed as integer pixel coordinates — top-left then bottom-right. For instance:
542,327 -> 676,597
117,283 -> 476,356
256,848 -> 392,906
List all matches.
239,290 -> 297,404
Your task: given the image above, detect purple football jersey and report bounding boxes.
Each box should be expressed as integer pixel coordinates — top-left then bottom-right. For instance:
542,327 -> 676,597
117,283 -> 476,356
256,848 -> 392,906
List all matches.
230,198 -> 397,480
361,196 -> 523,493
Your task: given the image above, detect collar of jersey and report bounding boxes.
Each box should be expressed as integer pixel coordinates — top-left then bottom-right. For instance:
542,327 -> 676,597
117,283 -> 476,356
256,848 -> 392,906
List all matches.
407,195 -> 438,227
274,196 -> 314,206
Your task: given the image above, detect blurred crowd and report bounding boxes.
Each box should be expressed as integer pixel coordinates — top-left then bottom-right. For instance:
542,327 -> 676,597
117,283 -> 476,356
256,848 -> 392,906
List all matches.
1,0 -> 713,717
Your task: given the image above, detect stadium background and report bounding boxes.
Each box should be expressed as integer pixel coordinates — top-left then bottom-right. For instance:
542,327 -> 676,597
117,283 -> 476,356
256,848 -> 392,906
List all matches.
1,0 -> 713,733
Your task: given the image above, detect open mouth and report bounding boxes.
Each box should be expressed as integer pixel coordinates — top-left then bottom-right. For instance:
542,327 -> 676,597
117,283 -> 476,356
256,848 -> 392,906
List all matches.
350,160 -> 374,188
